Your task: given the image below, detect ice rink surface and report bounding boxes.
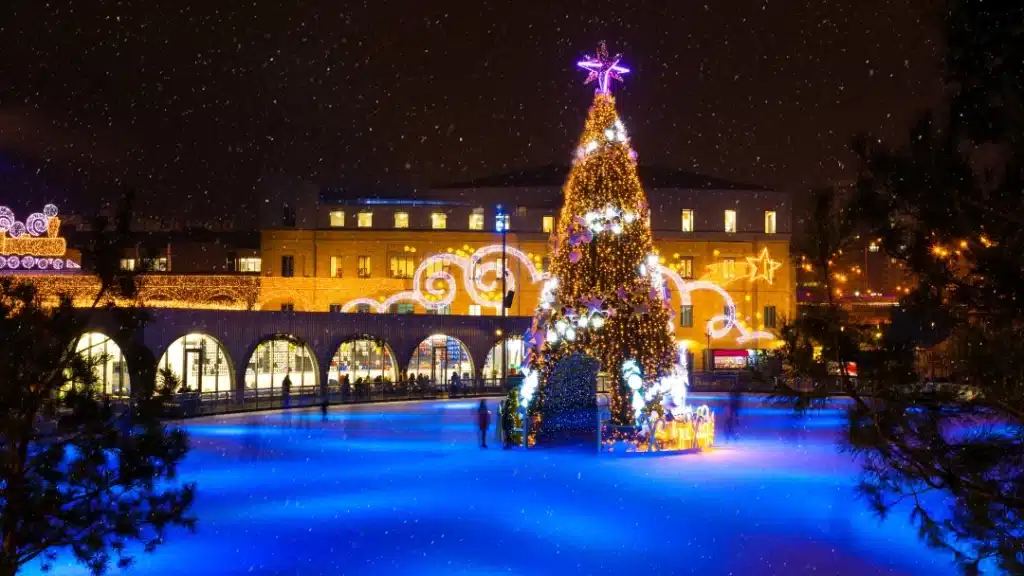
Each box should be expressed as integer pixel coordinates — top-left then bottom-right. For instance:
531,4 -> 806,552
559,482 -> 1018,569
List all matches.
34,394 -> 966,575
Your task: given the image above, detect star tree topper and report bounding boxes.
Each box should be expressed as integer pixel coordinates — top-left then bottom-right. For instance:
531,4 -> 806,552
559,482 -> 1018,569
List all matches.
577,41 -> 630,94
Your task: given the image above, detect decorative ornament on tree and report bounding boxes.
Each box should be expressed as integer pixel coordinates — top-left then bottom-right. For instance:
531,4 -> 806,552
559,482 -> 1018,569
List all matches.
577,41 -> 630,94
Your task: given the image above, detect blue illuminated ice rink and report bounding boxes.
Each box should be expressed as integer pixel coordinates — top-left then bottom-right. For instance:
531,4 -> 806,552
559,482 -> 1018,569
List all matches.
37,395 -> 963,575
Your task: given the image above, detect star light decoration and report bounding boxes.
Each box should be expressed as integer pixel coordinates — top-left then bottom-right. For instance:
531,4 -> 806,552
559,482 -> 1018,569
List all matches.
746,247 -> 783,284
577,41 -> 629,94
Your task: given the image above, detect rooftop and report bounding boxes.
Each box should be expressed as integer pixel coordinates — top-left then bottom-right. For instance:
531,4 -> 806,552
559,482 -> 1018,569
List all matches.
436,164 -> 773,191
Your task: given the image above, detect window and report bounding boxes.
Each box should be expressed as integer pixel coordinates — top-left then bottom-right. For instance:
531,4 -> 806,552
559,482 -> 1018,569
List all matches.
357,211 -> 373,228
495,213 -> 510,232
516,206 -> 528,216
329,256 -> 342,278
725,210 -> 737,233
681,209 -> 694,232
541,256 -> 551,273
764,305 -> 778,329
543,215 -> 554,233
431,212 -> 447,229
425,259 -> 451,277
237,257 -> 262,273
142,257 -> 169,272
678,257 -> 694,279
395,303 -> 414,314
281,303 -> 294,312
281,255 -> 295,278
357,256 -> 371,278
329,304 -> 344,313
468,304 -> 482,316
469,209 -> 485,231
355,304 -> 372,313
679,305 -> 694,328
433,304 -> 451,315
723,257 -> 736,279
389,255 -> 415,279
764,210 -> 777,234
394,212 -> 409,228
869,243 -> 880,252
329,211 -> 345,227
119,258 -> 136,271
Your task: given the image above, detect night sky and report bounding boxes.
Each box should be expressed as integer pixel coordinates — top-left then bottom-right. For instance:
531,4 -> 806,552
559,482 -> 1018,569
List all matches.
0,0 -> 941,223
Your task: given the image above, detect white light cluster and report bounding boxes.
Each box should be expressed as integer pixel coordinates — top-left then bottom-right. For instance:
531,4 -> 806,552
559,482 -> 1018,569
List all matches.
519,367 -> 539,408
621,359 -> 646,422
0,256 -> 79,271
582,205 -> 638,236
538,277 -> 558,310
575,120 -> 630,162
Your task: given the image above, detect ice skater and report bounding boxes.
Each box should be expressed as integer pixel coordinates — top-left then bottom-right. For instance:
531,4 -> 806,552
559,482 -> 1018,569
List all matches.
477,399 -> 490,448
282,370 -> 292,409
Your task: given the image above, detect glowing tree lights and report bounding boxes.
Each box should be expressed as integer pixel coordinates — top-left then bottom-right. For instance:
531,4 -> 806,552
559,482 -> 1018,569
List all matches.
521,43 -> 680,428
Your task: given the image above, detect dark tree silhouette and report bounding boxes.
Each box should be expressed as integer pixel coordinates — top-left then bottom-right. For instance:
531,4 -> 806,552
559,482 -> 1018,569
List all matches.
0,198 -> 195,575
773,1 -> 1024,573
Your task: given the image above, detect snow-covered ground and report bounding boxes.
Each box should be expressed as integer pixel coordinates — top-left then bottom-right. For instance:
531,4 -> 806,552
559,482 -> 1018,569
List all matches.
35,395 -> 965,575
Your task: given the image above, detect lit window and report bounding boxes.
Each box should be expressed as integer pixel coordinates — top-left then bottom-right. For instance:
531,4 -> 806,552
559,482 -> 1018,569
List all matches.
433,304 -> 451,315
495,213 -> 510,232
725,210 -> 737,233
543,215 -> 554,233
723,257 -> 736,279
681,209 -> 694,232
389,255 -> 415,279
329,211 -> 345,227
355,303 -> 372,313
329,256 -> 342,278
431,212 -> 447,229
869,243 -> 880,252
764,210 -> 777,234
468,304 -> 482,316
357,212 -> 373,228
237,257 -> 261,273
678,257 -> 694,279
516,206 -> 528,216
425,259 -> 451,277
395,303 -> 414,314
140,257 -> 168,271
357,256 -> 371,278
119,258 -> 136,271
679,305 -> 694,328
469,209 -> 485,231
329,304 -> 343,313
394,212 -> 409,228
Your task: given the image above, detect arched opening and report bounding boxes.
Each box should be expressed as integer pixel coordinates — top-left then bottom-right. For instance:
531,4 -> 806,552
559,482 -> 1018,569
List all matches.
483,337 -> 524,382
157,333 -> 233,395
245,336 -> 318,394
407,334 -> 473,386
329,338 -> 397,387
75,332 -> 130,397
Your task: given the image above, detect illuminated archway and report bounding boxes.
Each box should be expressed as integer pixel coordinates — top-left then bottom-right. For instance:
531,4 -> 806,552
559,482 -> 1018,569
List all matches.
407,334 -> 474,385
329,339 -> 398,385
157,333 -> 234,394
483,337 -> 524,380
75,332 -> 130,397
244,336 -> 318,393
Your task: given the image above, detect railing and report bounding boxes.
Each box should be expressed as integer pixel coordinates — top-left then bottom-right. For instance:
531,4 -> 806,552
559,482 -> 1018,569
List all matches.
162,379 -> 512,418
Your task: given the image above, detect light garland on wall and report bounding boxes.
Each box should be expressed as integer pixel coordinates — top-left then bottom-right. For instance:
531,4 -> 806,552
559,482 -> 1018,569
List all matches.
341,244 -> 548,313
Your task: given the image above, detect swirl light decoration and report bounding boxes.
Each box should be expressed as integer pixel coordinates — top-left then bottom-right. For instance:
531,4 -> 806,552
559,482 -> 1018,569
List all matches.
0,203 -> 69,260
341,244 -> 548,313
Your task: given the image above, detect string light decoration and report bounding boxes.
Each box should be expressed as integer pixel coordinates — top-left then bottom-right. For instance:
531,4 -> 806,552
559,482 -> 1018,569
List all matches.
0,204 -> 72,263
341,244 -> 547,313
21,274 -> 260,310
521,44 -> 685,433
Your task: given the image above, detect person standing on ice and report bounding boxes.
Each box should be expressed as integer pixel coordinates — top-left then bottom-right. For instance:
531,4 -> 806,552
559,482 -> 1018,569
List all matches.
476,399 -> 490,448
282,370 -> 292,409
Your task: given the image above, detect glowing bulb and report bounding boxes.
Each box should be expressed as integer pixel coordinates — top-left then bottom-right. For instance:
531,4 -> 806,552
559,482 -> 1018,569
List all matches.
604,129 -> 615,140
555,320 -> 568,334
577,315 -> 589,328
623,212 -> 636,223
591,316 -> 605,329
612,223 -> 622,234
565,327 -> 577,341
586,141 -> 598,152
546,330 -> 559,344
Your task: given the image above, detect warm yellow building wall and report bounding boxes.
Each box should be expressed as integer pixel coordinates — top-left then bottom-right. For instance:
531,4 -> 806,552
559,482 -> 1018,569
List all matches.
259,229 -> 795,368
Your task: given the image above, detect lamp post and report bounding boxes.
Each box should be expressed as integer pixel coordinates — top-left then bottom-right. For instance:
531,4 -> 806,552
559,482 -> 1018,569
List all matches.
497,205 -> 508,389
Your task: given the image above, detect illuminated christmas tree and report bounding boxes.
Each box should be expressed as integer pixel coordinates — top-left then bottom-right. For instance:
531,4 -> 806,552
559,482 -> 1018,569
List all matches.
521,43 -> 685,430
